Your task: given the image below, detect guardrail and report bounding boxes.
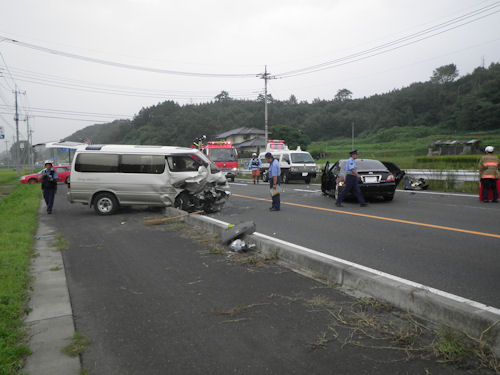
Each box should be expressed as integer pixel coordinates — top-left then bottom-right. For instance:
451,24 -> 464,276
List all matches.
237,166 -> 480,182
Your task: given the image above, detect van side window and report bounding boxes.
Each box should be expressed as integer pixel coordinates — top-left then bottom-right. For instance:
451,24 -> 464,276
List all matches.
282,154 -> 290,164
75,153 -> 119,172
120,155 -> 165,174
167,155 -> 204,172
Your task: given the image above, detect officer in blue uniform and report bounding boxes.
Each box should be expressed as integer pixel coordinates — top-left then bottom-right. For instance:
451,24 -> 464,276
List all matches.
39,160 -> 59,214
265,152 -> 281,211
336,150 -> 367,207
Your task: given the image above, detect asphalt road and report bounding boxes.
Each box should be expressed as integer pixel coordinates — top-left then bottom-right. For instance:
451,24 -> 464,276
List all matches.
45,187 -> 486,375
212,180 -> 500,309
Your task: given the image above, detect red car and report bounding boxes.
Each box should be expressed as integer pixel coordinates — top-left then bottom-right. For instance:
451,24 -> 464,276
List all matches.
19,165 -> 71,184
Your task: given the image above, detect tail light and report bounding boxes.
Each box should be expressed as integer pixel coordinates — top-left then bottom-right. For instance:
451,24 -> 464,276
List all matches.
386,174 -> 395,182
336,175 -> 345,187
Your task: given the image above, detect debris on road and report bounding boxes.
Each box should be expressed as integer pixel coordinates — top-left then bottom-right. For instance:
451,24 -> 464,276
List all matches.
144,210 -> 204,226
404,176 -> 429,190
221,221 -> 256,245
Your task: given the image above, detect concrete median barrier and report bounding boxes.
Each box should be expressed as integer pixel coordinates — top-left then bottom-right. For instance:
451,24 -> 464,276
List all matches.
165,207 -> 500,356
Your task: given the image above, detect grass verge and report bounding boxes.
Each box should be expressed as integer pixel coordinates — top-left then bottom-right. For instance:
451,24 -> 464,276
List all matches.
61,333 -> 91,358
0,184 -> 41,374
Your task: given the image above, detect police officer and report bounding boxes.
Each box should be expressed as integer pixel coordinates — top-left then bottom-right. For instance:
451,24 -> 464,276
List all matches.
39,160 -> 59,214
265,152 -> 281,211
336,150 -> 367,207
479,146 -> 499,203
249,153 -> 262,184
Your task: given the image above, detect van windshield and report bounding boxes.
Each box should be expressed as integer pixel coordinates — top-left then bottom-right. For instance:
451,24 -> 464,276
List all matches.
167,154 -> 208,172
209,148 -> 237,162
291,153 -> 314,163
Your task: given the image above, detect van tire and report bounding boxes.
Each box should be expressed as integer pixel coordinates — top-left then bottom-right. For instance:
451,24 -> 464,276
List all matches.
65,176 -> 70,184
93,192 -> 119,215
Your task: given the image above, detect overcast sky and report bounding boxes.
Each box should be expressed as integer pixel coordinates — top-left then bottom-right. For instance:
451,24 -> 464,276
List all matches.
1,0 -> 499,145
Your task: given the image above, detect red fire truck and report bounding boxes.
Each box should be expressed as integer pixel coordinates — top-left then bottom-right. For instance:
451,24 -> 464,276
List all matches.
202,141 -> 238,182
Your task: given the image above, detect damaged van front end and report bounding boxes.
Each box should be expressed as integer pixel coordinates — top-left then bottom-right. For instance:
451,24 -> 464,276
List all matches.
67,144 -> 230,215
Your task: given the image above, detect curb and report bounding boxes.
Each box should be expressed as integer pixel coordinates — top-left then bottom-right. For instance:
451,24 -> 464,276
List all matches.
165,207 -> 500,356
23,203 -> 80,375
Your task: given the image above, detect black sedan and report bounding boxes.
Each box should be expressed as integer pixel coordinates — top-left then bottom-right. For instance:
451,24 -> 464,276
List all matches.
321,159 -> 405,201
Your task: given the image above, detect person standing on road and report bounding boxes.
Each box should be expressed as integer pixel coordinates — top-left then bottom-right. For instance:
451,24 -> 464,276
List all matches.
479,146 -> 499,203
39,160 -> 58,214
265,152 -> 281,211
249,153 -> 262,184
336,150 -> 367,208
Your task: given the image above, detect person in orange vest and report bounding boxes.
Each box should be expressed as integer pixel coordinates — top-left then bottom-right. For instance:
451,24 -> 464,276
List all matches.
478,146 -> 499,203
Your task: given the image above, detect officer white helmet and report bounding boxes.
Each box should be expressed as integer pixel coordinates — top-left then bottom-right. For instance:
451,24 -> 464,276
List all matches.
252,153 -> 257,157
44,160 -> 54,166
485,146 -> 494,153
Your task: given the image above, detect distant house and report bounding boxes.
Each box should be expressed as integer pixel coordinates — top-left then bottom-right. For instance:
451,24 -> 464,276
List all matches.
427,140 -> 482,156
216,127 -> 269,154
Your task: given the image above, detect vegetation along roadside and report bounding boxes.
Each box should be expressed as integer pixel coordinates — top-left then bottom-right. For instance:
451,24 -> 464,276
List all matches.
0,172 -> 41,375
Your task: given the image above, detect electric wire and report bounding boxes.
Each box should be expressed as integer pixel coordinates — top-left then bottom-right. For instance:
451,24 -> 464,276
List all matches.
274,3 -> 500,78
0,104 -> 131,119
1,36 -> 259,79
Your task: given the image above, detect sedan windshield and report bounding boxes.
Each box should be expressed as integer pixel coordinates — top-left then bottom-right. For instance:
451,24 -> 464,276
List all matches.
291,153 -> 314,163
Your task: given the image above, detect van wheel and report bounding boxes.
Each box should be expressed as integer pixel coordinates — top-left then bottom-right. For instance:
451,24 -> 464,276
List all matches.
65,176 -> 70,184
231,177 -> 235,182
93,193 -> 119,215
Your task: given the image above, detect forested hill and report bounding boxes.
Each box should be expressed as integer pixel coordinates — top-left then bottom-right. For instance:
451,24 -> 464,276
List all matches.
65,63 -> 500,147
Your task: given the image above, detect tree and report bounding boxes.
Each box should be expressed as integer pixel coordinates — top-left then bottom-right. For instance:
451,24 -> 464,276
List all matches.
430,64 -> 459,84
214,90 -> 232,102
287,94 -> 298,105
270,124 -> 311,150
334,88 -> 352,101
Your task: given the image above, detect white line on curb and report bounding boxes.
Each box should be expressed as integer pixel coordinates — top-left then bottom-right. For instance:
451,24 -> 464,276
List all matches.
203,214 -> 500,315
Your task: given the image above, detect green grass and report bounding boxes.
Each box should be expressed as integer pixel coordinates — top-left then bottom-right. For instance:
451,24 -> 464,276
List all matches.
310,129 -> 500,169
0,184 -> 41,374
60,333 -> 90,358
0,171 -> 19,186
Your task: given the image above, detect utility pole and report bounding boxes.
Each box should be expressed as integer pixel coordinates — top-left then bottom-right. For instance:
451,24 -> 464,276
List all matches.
258,66 -> 276,143
13,86 -> 26,176
26,115 -> 34,170
351,122 -> 354,150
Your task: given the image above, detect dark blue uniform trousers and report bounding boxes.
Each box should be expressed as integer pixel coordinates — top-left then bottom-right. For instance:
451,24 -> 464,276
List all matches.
336,174 -> 366,204
43,189 -> 56,213
269,176 -> 281,210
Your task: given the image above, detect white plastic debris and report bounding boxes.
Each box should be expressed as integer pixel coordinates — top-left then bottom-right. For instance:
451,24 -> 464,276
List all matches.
229,239 -> 246,253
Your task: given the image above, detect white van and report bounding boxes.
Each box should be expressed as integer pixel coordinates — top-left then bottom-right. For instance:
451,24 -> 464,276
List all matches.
258,141 -> 317,184
67,144 -> 229,215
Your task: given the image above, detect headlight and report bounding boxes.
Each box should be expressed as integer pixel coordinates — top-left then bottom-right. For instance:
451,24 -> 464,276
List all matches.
231,167 -> 237,171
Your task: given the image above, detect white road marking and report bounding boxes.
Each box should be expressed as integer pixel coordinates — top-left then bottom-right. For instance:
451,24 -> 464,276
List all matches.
397,189 -> 476,198
293,189 -> 321,193
200,214 -> 500,315
230,183 -> 247,186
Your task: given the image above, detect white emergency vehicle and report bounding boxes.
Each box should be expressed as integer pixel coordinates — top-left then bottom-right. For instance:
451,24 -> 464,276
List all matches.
258,140 -> 317,184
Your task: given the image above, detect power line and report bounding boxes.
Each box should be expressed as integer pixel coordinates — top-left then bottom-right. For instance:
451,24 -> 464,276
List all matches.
1,36 -> 259,79
0,104 -> 131,119
274,2 -> 500,78
0,111 -> 113,123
